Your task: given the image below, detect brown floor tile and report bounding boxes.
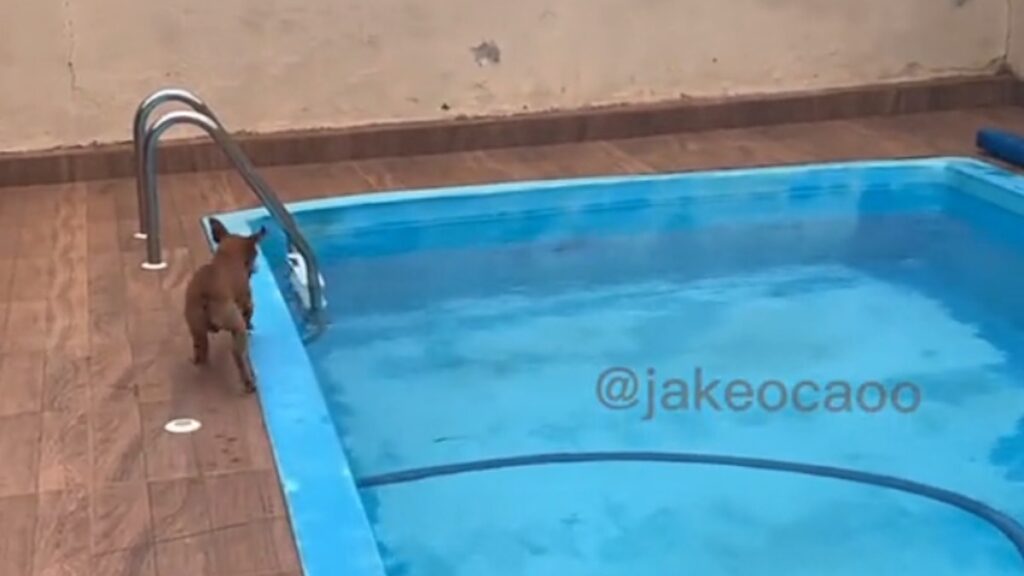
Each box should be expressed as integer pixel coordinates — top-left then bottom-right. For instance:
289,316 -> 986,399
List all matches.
978,106 -> 1024,131
609,128 -> 796,172
133,339 -> 197,405
38,411 -> 90,493
593,141 -> 658,173
180,217 -> 216,270
42,355 -> 89,414
90,544 -> 157,576
110,178 -> 141,224
0,413 -> 42,497
173,171 -> 239,219
181,341 -> 254,399
210,520 -> 282,575
86,252 -> 124,301
121,260 -> 170,316
0,225 -> 19,260
4,300 -> 49,353
264,161 -> 373,201
357,152 -> 511,191
91,482 -> 152,554
0,351 -> 45,415
84,178 -> 122,215
350,159 -> 404,191
126,309 -> 176,347
156,247 -> 195,304
164,172 -> 212,218
46,268 -> 89,359
88,311 -> 130,356
90,402 -> 145,485
532,140 -> 656,177
270,518 -> 302,573
193,402 -> 270,476
238,398 -> 276,470
33,489 -> 90,576
86,213 -> 121,257
117,213 -> 182,256
140,402 -> 200,481
475,146 -> 573,180
0,494 -> 37,576
0,257 -> 14,302
34,558 -> 90,576
154,532 -> 216,575
9,257 -> 55,302
204,470 -> 284,530
149,477 -> 211,542
87,307 -> 129,358
89,336 -> 136,409
0,187 -> 35,227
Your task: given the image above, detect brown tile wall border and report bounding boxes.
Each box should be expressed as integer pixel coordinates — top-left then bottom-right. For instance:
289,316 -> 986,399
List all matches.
1013,77 -> 1024,106
1,73 -> 1021,188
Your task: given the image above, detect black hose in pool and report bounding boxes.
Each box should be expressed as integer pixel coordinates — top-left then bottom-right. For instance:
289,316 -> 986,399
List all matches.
356,450 -> 1024,564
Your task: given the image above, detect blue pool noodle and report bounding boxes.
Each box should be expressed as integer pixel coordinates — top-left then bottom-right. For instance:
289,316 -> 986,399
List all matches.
977,128 -> 1024,167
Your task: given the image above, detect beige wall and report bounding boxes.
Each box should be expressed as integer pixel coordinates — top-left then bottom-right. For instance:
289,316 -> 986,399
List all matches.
1008,0 -> 1024,75
0,0 -> 1012,153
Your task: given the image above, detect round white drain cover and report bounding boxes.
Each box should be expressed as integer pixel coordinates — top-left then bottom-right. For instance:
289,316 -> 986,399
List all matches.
164,418 -> 202,434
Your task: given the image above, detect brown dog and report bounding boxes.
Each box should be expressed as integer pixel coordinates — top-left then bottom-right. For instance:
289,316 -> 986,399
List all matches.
184,218 -> 266,392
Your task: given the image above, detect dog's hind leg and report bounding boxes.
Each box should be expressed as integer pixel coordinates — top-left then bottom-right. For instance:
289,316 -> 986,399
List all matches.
231,326 -> 256,393
185,305 -> 210,365
211,303 -> 257,393
239,293 -> 254,331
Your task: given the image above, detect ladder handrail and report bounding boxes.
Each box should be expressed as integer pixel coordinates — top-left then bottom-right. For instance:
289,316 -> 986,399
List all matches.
132,88 -> 221,239
139,109 -> 326,328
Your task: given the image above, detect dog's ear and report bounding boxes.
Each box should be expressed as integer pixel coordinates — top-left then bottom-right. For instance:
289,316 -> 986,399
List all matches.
249,226 -> 267,243
209,218 -> 230,244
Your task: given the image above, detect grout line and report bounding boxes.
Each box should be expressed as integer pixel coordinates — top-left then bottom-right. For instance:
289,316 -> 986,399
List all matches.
350,160 -> 388,191
27,202 -> 49,576
95,516 -> 280,558
82,181 -> 99,575
141,476 -> 163,575
138,387 -> 159,574
596,141 -> 658,173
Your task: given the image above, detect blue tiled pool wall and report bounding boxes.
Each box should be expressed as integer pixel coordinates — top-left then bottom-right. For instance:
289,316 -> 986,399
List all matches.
255,158 -> 1024,332
263,163 -> 950,257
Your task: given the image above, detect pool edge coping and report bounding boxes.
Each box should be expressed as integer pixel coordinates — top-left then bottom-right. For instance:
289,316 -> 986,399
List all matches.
203,154 -> 1024,576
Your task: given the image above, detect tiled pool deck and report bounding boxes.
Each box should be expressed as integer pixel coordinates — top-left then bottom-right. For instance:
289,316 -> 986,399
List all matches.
3,107 -> 1024,575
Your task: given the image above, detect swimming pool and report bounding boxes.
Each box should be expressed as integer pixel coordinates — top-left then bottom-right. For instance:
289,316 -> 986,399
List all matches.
208,157 -> 1024,576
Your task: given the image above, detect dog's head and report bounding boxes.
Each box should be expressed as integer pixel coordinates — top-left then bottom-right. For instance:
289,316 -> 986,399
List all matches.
209,218 -> 267,275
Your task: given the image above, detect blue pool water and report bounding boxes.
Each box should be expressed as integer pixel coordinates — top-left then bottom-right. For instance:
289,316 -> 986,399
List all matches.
216,158 -> 1024,576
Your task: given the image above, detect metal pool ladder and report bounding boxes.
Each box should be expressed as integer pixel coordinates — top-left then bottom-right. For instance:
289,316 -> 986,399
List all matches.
132,87 -> 326,333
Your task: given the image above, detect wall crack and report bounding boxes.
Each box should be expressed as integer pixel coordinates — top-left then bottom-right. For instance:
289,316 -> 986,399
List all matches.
62,0 -> 78,94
